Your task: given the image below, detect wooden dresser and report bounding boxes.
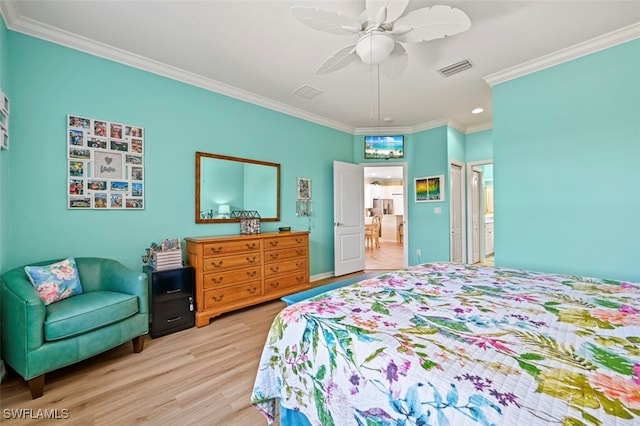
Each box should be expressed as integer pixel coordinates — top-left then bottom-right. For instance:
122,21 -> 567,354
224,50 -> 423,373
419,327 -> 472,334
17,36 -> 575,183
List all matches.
185,231 -> 310,327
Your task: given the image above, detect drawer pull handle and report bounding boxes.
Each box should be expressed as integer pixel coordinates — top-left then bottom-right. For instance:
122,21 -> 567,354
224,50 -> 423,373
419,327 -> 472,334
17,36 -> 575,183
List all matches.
270,266 -> 279,272
271,282 -> 280,288
270,253 -> 279,259
246,271 -> 257,277
211,260 -> 223,268
247,286 -> 258,294
209,246 -> 223,253
296,276 -> 304,282
295,250 -> 303,255
211,295 -> 224,302
246,243 -> 256,249
166,289 -> 182,294
166,316 -> 182,323
246,256 -> 257,263
296,262 -> 304,267
269,241 -> 279,247
295,238 -> 303,243
212,277 -> 223,284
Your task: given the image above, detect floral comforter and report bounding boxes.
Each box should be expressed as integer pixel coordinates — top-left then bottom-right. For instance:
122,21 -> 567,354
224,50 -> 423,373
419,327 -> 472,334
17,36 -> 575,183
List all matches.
251,263 -> 640,425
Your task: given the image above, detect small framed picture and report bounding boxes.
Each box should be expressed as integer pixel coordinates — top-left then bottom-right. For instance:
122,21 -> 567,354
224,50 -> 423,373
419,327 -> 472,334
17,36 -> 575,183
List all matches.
69,129 -> 85,146
0,109 -> 8,130
297,177 -> 311,200
94,120 -> 107,137
110,123 -> 123,139
1,129 -> 8,150
94,193 -> 108,208
415,175 -> 445,202
69,115 -> 90,129
69,197 -> 91,208
1,91 -> 9,115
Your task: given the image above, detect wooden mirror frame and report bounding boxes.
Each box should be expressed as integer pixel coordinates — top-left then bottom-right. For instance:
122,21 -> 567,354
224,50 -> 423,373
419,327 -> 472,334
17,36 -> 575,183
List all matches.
195,152 -> 281,223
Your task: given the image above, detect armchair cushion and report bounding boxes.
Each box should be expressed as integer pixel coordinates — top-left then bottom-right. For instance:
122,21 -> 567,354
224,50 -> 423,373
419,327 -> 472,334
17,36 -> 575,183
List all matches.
24,257 -> 83,305
44,291 -> 139,341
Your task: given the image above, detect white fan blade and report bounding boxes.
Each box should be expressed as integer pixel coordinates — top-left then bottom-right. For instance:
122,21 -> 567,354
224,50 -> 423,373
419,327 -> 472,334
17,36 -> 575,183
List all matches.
365,0 -> 409,25
291,6 -> 361,35
317,45 -> 359,74
380,43 -> 408,79
393,5 -> 471,43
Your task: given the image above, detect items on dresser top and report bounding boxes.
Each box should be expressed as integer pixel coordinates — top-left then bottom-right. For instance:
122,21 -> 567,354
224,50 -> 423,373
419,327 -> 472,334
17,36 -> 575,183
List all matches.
185,231 -> 310,327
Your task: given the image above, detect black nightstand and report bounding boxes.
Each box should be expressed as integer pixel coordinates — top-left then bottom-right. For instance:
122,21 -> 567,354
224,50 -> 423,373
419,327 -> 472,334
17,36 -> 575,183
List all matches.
143,265 -> 195,338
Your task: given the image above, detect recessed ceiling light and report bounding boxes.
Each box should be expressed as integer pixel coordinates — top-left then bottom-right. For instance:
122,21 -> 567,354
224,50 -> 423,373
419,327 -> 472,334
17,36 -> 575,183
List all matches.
383,117 -> 394,122
472,107 -> 484,114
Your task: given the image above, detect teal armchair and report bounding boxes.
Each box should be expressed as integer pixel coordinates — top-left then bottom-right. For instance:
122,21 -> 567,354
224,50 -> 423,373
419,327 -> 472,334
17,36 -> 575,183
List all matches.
1,257 -> 148,398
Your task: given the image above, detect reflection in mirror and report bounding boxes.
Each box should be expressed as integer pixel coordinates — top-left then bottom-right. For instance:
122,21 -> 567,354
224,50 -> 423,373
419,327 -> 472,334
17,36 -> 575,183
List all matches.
196,152 -> 281,223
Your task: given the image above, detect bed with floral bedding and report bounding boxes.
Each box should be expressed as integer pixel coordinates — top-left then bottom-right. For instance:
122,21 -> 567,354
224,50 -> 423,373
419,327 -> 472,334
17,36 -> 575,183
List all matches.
251,262 -> 640,426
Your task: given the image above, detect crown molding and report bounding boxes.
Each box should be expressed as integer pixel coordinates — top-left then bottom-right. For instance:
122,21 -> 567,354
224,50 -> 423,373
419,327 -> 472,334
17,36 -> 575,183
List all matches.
466,122 -> 493,134
353,125 -> 414,135
353,118 -> 494,136
0,5 -> 356,135
447,120 -> 466,134
410,118 -> 450,134
484,22 -> 640,87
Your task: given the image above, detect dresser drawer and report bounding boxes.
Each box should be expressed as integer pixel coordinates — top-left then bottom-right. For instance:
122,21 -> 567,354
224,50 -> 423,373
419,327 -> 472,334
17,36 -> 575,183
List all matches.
264,258 -> 307,277
203,266 -> 261,289
203,252 -> 262,272
263,235 -> 308,251
203,239 -> 261,257
264,247 -> 307,264
264,272 -> 308,295
203,281 -> 262,309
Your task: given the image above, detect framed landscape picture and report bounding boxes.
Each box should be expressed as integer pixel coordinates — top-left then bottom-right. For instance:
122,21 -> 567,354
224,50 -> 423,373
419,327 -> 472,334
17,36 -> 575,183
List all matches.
415,175 -> 445,202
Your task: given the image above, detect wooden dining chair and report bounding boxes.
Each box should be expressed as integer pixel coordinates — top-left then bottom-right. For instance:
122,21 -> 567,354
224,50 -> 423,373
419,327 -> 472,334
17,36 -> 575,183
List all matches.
365,214 -> 382,248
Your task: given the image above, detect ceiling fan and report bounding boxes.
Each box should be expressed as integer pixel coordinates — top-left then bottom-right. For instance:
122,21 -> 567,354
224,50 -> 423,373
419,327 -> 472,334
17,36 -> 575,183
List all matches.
292,0 -> 471,79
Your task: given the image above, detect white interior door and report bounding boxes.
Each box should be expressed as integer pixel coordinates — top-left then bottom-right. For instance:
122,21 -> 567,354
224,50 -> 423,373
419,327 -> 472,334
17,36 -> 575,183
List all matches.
334,161 -> 365,276
450,161 -> 465,263
470,168 -> 483,263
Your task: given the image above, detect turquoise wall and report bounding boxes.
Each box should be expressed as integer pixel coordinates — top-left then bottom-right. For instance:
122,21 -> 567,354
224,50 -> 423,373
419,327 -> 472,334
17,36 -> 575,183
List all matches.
493,39 -> 640,281
2,31 -> 353,275
465,129 -> 493,162
447,126 -> 465,162
0,16 -> 8,273
408,126 -> 450,264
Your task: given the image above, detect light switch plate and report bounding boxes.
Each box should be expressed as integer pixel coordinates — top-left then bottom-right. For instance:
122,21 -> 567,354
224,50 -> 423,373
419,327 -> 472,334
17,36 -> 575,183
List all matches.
434,207 -> 442,215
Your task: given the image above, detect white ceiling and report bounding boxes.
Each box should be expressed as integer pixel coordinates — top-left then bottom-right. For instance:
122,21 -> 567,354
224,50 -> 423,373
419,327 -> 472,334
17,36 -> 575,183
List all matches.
2,1 -> 639,134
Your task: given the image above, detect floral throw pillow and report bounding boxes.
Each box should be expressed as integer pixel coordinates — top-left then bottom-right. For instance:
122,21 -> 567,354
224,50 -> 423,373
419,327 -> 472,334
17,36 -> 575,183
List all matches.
24,257 -> 84,305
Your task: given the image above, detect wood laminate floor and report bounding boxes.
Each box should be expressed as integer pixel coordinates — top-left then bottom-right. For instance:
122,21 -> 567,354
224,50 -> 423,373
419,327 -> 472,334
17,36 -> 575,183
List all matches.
0,271 -> 375,425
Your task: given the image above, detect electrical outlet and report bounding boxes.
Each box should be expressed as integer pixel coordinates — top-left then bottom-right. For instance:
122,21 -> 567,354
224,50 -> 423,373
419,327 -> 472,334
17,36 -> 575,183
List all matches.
416,249 -> 421,257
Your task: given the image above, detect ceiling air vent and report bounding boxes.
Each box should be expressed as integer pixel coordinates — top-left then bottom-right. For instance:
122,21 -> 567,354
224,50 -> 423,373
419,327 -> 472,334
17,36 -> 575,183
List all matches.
438,59 -> 473,77
293,84 -> 323,99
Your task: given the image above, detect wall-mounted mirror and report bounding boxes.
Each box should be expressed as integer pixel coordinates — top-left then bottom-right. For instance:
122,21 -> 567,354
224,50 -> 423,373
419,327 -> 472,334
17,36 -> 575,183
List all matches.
196,152 -> 281,223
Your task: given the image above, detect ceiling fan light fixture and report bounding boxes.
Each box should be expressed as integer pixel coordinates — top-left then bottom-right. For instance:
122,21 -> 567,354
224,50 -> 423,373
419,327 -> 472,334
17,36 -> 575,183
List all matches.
356,32 -> 395,65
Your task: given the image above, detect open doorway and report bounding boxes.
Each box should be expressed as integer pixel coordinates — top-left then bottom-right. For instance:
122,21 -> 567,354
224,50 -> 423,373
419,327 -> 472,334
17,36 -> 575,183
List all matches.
363,164 -> 407,270
466,161 -> 494,266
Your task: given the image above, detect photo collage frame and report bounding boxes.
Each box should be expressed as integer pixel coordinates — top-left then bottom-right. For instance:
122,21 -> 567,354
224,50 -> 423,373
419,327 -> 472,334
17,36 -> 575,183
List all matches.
67,115 -> 145,209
